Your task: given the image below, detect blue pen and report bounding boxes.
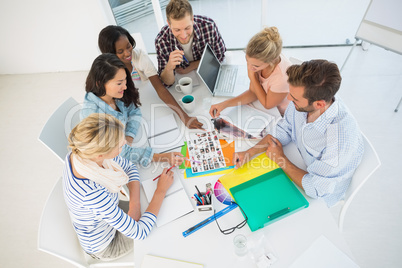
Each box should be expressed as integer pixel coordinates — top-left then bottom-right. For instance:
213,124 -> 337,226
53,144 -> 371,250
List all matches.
175,45 -> 189,63
194,194 -> 203,204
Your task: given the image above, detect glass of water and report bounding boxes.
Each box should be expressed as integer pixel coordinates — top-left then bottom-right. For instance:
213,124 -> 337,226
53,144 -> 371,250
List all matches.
233,234 -> 248,257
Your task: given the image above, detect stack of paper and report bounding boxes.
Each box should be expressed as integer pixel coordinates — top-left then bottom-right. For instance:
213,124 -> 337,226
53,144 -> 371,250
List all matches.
147,113 -> 184,153
141,171 -> 193,227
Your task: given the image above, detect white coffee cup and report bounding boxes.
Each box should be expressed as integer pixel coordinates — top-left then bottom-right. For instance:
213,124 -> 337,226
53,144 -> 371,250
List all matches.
175,77 -> 193,94
179,95 -> 195,113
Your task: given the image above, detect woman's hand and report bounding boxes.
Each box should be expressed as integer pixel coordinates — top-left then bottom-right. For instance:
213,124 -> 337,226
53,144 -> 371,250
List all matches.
154,152 -> 184,166
209,102 -> 227,118
156,167 -> 174,194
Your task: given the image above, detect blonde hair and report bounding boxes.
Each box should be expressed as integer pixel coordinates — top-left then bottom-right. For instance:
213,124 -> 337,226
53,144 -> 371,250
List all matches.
246,26 -> 282,65
166,0 -> 193,22
68,113 -> 125,159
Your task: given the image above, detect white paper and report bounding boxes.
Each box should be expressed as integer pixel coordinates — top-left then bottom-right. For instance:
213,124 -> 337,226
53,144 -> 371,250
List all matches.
142,254 -> 203,268
141,172 -> 194,227
290,236 -> 360,268
146,114 -> 184,153
219,105 -> 275,137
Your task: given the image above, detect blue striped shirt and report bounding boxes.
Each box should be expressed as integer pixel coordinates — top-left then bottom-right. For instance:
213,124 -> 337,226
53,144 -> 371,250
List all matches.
273,97 -> 364,207
62,153 -> 156,254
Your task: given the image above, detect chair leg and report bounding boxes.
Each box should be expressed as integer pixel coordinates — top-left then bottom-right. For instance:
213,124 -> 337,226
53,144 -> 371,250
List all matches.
395,96 -> 402,112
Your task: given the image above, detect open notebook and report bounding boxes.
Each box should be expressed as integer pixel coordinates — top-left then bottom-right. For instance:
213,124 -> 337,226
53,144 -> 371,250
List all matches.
141,170 -> 193,227
146,113 -> 184,153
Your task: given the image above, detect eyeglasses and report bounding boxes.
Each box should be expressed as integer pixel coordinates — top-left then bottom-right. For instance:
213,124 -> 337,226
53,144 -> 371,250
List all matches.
214,202 -> 248,235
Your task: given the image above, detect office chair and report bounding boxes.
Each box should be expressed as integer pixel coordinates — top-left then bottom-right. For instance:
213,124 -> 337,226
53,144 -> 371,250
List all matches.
38,97 -> 81,162
337,133 -> 381,232
38,177 -> 135,268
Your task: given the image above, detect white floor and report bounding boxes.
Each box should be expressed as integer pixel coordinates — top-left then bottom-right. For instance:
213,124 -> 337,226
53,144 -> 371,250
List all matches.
0,45 -> 401,267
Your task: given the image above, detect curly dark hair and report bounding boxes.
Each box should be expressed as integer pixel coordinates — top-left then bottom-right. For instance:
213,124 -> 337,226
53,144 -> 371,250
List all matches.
98,25 -> 136,54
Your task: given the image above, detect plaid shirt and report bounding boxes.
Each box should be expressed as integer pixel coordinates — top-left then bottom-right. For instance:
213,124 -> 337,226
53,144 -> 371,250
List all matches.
155,15 -> 226,75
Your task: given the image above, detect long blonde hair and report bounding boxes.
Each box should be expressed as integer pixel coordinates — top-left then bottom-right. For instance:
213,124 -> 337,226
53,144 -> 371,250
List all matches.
246,26 -> 282,65
68,113 -> 125,159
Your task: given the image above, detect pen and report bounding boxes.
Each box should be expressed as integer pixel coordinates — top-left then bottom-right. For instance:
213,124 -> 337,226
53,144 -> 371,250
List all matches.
175,45 -> 189,63
194,194 -> 203,204
153,166 -> 175,181
195,185 -> 202,196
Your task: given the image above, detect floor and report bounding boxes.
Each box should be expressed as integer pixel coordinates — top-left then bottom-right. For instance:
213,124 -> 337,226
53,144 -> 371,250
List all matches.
0,45 -> 401,267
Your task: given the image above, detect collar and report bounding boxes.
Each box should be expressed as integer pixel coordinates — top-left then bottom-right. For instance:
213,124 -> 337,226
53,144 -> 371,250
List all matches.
306,96 -> 340,134
86,92 -> 124,113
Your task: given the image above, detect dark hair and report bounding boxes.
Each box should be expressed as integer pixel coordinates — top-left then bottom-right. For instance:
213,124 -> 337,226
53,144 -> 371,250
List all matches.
98,25 -> 136,54
286,59 -> 341,104
85,53 -> 141,108
166,0 -> 193,22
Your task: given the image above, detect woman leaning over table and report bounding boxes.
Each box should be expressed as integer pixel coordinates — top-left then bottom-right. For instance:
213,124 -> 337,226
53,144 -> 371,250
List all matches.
98,25 -> 203,129
210,26 -> 291,118
63,113 -> 174,261
81,53 -> 183,167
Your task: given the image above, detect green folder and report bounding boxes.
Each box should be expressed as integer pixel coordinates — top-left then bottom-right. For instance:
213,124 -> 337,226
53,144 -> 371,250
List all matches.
230,168 -> 309,232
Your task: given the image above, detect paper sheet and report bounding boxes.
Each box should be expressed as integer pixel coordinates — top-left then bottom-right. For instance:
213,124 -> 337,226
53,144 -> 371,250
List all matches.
146,114 -> 184,153
141,172 -> 193,227
142,254 -> 203,268
290,236 -> 359,268
219,153 -> 279,196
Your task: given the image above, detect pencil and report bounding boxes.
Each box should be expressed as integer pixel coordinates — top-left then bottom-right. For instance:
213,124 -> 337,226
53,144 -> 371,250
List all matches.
153,166 -> 175,181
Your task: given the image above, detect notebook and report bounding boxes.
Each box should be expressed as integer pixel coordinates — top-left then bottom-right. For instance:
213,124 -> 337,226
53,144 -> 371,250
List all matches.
146,113 -> 184,153
141,171 -> 194,227
230,168 -> 309,232
196,44 -> 249,97
141,254 -> 203,268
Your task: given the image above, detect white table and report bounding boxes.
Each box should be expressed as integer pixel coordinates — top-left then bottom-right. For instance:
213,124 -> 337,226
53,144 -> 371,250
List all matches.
133,52 -> 356,267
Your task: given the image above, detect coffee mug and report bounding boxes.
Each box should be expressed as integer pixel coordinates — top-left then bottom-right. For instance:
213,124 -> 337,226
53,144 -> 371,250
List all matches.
179,95 -> 195,113
175,77 -> 193,94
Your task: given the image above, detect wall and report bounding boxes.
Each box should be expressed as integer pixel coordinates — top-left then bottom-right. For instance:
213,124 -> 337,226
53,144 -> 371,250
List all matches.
0,0 -> 115,74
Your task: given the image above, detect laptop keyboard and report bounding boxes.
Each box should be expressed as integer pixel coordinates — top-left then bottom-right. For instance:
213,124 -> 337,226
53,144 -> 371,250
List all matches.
217,67 -> 238,93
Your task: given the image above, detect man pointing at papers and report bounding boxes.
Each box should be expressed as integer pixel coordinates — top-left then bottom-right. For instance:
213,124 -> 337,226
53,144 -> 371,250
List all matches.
234,60 -> 364,207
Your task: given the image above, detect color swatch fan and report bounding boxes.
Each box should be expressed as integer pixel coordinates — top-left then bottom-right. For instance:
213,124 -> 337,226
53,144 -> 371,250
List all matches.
214,180 -> 234,205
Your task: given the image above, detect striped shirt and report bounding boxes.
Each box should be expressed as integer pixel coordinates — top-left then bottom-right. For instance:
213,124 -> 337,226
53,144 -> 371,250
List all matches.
155,15 -> 226,76
273,97 -> 364,207
62,153 -> 156,254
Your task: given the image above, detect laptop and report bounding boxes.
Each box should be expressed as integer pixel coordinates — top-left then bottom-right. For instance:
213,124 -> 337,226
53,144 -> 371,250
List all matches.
196,44 -> 249,97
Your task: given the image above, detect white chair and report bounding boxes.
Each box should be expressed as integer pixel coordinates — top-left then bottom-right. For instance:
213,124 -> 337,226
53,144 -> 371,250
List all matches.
336,133 -> 381,232
38,97 -> 82,162
38,177 -> 135,268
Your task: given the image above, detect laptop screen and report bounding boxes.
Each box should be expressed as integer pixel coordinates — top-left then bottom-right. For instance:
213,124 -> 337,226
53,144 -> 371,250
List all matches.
197,44 -> 221,93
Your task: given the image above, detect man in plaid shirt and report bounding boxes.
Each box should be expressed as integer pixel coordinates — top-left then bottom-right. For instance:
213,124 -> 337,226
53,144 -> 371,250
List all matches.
155,0 -> 226,86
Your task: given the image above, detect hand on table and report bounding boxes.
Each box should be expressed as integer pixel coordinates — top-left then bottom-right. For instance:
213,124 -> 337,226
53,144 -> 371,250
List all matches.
156,152 -> 184,166
156,167 -> 175,194
233,151 -> 251,169
185,116 -> 204,130
265,135 -> 285,163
